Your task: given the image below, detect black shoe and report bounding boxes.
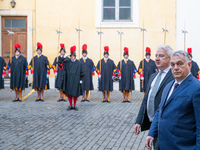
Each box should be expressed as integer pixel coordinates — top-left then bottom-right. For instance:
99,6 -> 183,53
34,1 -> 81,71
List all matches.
106,99 -> 110,103
57,99 -> 62,102
61,99 -> 67,102
74,106 -> 78,111
85,99 -> 90,102
122,100 -> 126,103
18,100 -> 22,102
67,106 -> 73,111
102,98 -> 106,103
13,100 -> 18,102
126,98 -> 131,103
81,99 -> 85,102
35,98 -> 40,102
40,99 -> 44,102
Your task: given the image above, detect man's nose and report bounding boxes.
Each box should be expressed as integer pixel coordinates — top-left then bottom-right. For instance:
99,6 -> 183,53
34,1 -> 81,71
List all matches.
174,64 -> 179,69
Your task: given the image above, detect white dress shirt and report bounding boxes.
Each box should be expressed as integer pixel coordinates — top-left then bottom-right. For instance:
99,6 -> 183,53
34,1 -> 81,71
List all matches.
147,66 -> 171,122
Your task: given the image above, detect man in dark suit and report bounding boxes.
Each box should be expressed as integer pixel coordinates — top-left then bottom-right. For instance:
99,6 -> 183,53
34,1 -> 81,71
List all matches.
134,45 -> 174,149
146,50 -> 200,150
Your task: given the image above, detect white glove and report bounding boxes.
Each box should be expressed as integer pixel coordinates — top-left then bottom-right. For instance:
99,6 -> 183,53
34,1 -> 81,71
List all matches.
55,72 -> 57,77
26,75 -> 28,79
140,77 -> 144,80
9,73 -> 11,78
47,74 -> 49,78
65,54 -> 70,58
2,75 -> 4,79
112,76 -> 114,80
80,80 -> 83,84
98,75 -> 101,79
119,77 -> 121,80
31,73 -> 33,76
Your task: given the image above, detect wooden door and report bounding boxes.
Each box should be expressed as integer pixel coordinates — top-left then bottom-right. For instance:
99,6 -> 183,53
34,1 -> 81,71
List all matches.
1,16 -> 27,64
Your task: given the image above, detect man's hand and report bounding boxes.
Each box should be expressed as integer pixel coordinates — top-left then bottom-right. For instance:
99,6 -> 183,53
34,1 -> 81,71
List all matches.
55,72 -> 57,77
145,136 -> 154,150
134,124 -> 141,135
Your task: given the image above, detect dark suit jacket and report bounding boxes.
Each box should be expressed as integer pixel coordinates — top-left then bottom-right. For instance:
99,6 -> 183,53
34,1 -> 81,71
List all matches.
135,69 -> 174,131
148,74 -> 200,149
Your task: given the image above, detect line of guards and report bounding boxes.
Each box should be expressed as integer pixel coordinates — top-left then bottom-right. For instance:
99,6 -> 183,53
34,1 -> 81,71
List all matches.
0,43 -> 199,110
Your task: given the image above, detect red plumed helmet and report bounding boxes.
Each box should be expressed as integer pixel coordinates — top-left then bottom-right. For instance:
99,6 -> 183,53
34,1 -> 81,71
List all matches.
124,47 -> 129,54
70,45 -> 76,53
146,47 -> 151,53
187,48 -> 192,54
37,42 -> 43,49
14,43 -> 21,50
82,44 -> 87,51
60,43 -> 65,49
104,46 -> 109,52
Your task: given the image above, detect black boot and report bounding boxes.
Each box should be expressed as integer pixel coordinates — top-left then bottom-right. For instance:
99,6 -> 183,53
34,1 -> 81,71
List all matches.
67,106 -> 73,111
74,106 -> 78,111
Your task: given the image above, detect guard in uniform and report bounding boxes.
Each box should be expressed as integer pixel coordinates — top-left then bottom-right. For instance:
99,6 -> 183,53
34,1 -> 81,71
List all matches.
96,46 -> 116,102
138,47 -> 157,93
0,56 -> 6,91
187,48 -> 200,79
80,44 -> 95,102
61,46 -> 84,110
29,42 -> 51,102
52,43 -> 70,102
8,43 -> 28,102
117,47 -> 137,102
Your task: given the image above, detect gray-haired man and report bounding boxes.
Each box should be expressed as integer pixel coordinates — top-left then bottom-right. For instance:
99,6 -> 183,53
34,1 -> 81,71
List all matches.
146,50 -> 200,149
134,45 -> 174,149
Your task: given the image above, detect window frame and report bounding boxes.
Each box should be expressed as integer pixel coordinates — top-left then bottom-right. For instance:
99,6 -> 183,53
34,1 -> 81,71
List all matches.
102,0 -> 132,22
95,0 -> 139,28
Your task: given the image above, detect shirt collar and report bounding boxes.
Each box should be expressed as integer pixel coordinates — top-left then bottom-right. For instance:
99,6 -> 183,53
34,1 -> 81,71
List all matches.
37,54 -> 42,57
124,58 -> 128,61
145,58 -> 150,61
160,66 -> 171,74
104,57 -> 108,60
83,56 -> 87,59
15,55 -> 21,58
175,73 -> 191,85
71,59 -> 76,62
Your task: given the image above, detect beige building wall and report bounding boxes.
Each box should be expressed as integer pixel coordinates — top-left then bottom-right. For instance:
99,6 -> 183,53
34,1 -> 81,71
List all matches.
0,0 -> 176,80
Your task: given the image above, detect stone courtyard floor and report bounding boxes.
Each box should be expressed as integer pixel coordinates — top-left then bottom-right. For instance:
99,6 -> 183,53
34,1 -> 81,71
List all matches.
0,87 -> 149,150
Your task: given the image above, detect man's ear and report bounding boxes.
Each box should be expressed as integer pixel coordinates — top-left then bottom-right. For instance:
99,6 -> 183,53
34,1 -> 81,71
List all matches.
188,61 -> 192,69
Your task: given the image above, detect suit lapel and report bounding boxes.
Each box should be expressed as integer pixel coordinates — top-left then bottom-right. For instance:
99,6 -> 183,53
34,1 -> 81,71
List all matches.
160,81 -> 174,108
157,70 -> 172,92
164,74 -> 193,107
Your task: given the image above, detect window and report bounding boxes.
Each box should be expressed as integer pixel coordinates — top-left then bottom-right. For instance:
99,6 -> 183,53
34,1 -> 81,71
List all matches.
95,0 -> 139,28
5,19 -> 26,28
103,0 -> 132,21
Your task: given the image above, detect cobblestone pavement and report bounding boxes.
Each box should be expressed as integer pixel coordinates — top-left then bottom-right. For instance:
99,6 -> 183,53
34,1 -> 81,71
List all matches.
0,87 -> 149,150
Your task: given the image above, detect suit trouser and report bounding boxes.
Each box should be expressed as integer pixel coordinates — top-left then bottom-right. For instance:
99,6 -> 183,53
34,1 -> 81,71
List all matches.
153,136 -> 159,150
